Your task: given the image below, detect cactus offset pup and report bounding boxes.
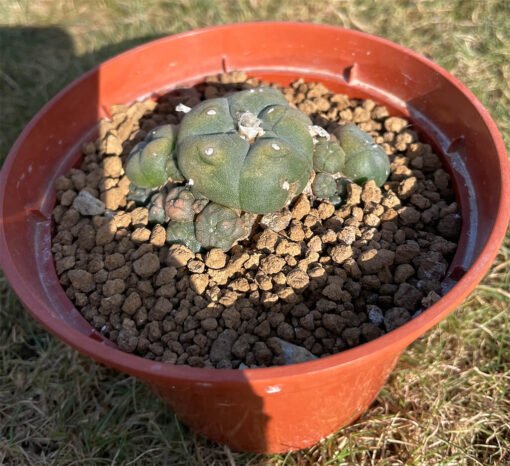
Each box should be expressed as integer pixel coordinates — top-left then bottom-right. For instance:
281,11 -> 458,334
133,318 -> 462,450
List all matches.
125,86 -> 390,252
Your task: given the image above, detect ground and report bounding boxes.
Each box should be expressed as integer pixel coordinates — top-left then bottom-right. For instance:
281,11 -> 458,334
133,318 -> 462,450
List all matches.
0,1 -> 509,465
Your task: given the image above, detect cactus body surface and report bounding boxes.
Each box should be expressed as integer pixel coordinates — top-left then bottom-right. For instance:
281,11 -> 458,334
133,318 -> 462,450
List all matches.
125,124 -> 183,188
333,124 -> 390,187
148,191 -> 168,224
166,221 -> 201,252
177,87 -> 314,214
195,203 -> 249,251
311,172 -> 338,200
313,140 -> 346,174
164,186 -> 208,222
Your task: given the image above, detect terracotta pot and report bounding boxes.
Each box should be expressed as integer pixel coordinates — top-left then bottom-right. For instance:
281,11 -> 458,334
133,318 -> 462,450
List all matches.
1,23 -> 509,453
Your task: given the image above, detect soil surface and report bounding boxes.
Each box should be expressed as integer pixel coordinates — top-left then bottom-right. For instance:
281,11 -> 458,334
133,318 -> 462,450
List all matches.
51,72 -> 461,368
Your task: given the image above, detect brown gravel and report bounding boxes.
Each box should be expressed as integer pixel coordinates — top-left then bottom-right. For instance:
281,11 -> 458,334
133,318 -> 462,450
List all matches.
51,72 -> 460,369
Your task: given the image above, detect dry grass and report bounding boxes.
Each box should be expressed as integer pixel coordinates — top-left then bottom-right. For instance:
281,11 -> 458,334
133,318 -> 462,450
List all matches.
1,1 -> 509,464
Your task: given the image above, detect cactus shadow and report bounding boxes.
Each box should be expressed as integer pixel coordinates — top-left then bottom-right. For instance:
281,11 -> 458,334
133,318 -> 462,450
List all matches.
1,25 -> 268,457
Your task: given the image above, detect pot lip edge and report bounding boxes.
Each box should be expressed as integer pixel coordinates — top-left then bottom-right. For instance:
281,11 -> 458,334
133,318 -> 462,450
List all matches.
1,21 -> 510,386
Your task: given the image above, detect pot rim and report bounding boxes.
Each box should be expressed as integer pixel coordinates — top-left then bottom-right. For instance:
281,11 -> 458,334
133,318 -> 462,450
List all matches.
1,21 -> 509,385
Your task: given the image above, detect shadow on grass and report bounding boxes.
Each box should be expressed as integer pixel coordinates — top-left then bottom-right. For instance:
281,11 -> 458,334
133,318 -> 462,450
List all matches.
0,25 -> 266,464
0,26 -> 163,162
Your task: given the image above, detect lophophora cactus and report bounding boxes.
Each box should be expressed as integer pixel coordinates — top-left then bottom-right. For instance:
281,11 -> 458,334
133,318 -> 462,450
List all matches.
165,186 -> 208,222
125,124 -> 183,188
124,86 -> 390,252
195,203 -> 254,251
309,123 -> 390,203
166,221 -> 201,252
333,123 -> 390,187
177,87 -> 315,214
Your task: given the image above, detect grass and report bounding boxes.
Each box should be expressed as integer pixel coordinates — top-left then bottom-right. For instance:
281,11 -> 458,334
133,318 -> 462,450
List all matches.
1,0 -> 509,464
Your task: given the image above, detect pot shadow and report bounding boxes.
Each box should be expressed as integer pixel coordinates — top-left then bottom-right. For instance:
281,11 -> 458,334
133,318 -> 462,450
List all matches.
0,25 -> 268,460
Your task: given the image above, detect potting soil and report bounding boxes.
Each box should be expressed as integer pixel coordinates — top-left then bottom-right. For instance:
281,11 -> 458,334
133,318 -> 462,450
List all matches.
51,72 -> 461,368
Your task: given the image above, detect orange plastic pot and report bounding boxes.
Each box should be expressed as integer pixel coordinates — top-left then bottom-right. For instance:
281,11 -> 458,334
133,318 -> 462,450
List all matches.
1,23 -> 509,453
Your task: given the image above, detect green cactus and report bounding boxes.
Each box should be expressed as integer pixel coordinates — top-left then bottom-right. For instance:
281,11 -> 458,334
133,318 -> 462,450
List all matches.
164,186 -> 208,222
313,140 -> 346,174
148,190 -> 168,224
176,87 -> 314,214
311,172 -> 338,200
324,177 -> 352,206
195,203 -> 249,251
127,184 -> 155,205
125,124 -> 183,188
329,195 -> 343,206
123,87 -> 392,254
166,221 -> 201,252
333,124 -> 390,187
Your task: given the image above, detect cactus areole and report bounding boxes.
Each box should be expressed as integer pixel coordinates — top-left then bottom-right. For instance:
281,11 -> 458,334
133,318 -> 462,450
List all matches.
125,86 -> 390,251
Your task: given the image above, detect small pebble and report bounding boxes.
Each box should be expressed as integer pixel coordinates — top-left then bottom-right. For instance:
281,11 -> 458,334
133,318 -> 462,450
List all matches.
205,249 -> 227,269
272,338 -> 317,365
133,253 -> 160,278
331,245 -> 353,264
260,209 -> 292,232
167,244 -> 194,267
73,190 -> 106,216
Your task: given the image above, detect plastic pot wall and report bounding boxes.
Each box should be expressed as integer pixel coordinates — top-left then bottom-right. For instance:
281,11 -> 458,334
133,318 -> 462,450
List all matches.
0,23 -> 509,453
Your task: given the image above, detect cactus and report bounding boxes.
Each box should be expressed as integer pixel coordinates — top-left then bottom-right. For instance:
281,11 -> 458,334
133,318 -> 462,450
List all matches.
333,123 -> 390,187
311,173 -> 338,200
176,87 -> 314,214
127,184 -> 155,205
125,124 -> 183,188
166,221 -> 201,252
195,203 -> 250,251
313,140 -> 345,174
124,87 -> 391,253
164,186 -> 208,222
148,190 -> 168,224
